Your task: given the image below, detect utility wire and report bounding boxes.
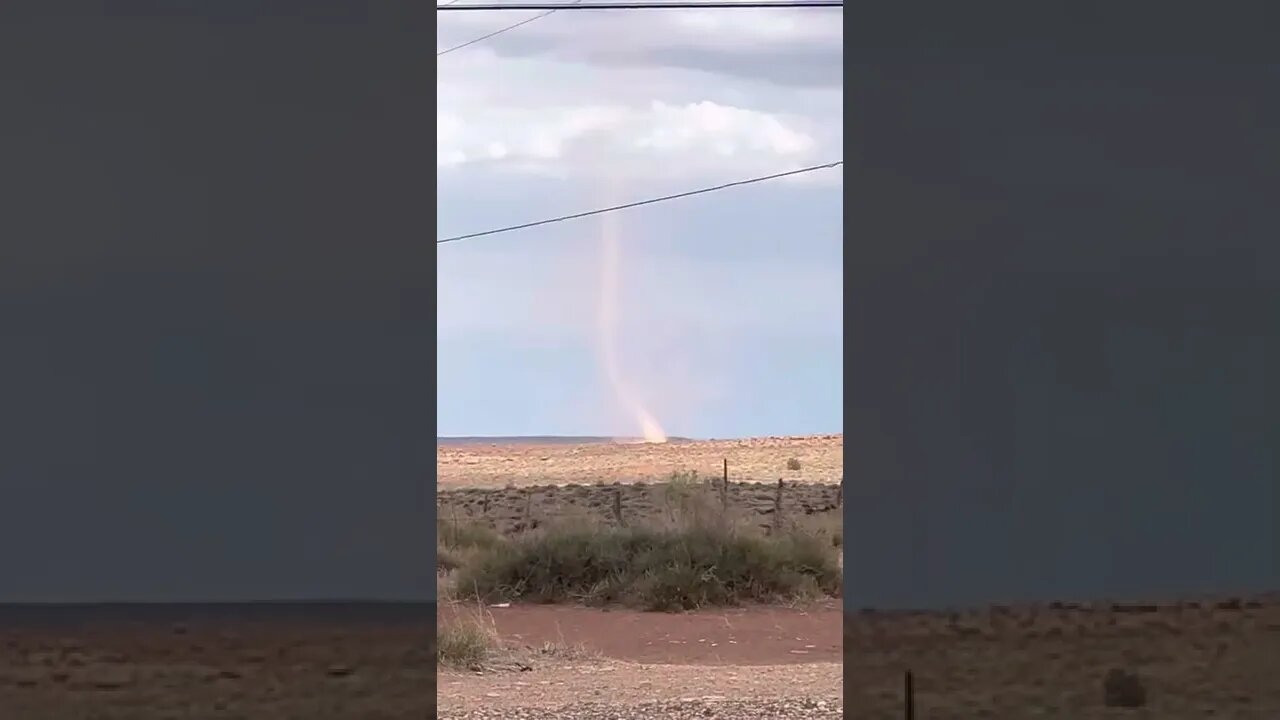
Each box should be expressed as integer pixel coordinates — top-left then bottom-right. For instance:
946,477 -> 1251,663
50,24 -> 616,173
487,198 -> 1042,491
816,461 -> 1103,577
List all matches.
438,0 -> 581,56
437,160 -> 842,245
440,1 -> 840,8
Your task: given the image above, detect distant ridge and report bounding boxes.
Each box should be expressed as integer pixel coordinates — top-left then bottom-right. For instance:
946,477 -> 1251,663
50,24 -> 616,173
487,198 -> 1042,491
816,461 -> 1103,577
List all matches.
438,435 -> 696,446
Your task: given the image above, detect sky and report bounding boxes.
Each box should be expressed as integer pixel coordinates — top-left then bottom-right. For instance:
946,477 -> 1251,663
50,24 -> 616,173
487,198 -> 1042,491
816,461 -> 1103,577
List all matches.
436,3 -> 844,440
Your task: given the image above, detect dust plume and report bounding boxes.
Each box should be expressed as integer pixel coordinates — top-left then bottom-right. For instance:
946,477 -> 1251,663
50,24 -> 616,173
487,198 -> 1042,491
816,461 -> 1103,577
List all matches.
596,179 -> 667,444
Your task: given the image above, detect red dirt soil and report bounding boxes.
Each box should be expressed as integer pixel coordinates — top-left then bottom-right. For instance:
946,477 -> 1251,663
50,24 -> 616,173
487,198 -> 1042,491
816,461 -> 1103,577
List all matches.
439,601 -> 841,665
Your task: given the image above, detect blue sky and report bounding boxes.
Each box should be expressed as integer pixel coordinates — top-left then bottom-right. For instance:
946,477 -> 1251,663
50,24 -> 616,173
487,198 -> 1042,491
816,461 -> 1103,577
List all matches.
437,6 -> 843,439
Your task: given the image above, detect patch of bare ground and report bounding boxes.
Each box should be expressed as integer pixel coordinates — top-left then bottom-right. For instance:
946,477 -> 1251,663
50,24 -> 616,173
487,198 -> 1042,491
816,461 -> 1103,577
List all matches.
845,595 -> 1280,718
437,434 -> 843,489
0,614 -> 435,720
437,662 -> 842,719
435,600 -> 842,716
439,601 -> 842,665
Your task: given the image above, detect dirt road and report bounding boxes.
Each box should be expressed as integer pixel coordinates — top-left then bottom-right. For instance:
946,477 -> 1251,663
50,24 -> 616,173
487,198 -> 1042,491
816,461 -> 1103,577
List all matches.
436,602 -> 843,718
439,601 -> 842,665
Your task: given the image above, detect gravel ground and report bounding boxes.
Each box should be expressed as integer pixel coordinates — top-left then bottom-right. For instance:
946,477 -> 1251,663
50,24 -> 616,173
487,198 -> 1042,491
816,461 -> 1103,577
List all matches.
438,697 -> 843,720
437,661 -> 842,717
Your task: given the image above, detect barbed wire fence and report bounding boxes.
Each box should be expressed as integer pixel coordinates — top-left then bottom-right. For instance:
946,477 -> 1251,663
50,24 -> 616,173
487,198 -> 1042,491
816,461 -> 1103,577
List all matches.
438,461 -> 844,534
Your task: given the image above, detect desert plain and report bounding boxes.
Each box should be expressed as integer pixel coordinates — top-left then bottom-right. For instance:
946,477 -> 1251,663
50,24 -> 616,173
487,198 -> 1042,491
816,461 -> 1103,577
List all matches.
0,603 -> 435,720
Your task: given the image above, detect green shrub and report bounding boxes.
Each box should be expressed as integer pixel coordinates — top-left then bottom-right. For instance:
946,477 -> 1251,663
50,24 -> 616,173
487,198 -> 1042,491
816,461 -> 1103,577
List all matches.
452,521 -> 841,611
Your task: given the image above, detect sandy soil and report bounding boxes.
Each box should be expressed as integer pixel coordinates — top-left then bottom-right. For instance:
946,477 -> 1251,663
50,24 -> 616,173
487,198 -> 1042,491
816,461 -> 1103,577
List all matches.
845,597 -> 1280,718
0,608 -> 435,720
437,602 -> 843,717
437,434 -> 843,489
439,601 -> 841,665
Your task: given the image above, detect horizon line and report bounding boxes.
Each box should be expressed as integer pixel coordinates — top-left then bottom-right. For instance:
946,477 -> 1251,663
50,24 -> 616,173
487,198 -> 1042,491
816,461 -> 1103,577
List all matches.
437,432 -> 843,440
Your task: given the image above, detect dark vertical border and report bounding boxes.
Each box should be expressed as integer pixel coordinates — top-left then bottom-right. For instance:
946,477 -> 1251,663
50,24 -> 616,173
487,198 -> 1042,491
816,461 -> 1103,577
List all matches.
1,0 -> 436,715
845,2 -> 1279,713
427,2 -> 441,714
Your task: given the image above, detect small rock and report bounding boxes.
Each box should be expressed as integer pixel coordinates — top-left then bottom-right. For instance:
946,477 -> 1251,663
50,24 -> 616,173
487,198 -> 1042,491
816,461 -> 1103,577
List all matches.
1103,667 -> 1147,707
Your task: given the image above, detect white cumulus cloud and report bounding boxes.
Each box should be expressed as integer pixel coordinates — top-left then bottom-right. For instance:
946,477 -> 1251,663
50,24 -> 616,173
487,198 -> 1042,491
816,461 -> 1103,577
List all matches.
437,5 -> 842,183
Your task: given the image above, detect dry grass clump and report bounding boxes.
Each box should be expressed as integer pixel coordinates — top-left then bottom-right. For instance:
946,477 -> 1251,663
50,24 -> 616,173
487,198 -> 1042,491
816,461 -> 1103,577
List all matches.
436,603 -> 500,669
436,600 -> 596,670
437,518 -> 505,574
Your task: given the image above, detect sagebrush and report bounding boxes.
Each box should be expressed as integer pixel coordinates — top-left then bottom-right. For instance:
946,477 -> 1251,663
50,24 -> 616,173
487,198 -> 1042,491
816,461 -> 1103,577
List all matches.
440,477 -> 842,612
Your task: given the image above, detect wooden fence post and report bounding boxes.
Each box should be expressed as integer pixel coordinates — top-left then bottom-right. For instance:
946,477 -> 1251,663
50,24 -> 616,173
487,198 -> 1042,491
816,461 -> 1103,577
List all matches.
721,458 -> 729,508
772,478 -> 784,532
836,476 -> 844,507
904,670 -> 915,720
612,488 -> 624,527
447,506 -> 460,545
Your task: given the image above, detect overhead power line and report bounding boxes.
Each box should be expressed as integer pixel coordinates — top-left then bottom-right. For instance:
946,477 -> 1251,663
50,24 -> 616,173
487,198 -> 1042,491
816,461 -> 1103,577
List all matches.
438,0 -> 581,56
439,1 -> 841,9
436,160 -> 842,245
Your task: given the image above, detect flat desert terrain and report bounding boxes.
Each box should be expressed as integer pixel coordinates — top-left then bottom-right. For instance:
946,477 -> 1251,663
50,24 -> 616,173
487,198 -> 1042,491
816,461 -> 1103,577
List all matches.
437,434 -> 843,489
845,597 -> 1280,718
0,604 -> 436,720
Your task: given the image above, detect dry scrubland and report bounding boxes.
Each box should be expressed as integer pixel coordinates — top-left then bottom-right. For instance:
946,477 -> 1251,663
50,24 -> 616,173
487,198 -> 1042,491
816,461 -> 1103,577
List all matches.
441,435 -> 1280,719
437,435 -> 846,719
436,434 -> 844,489
438,476 -> 842,538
